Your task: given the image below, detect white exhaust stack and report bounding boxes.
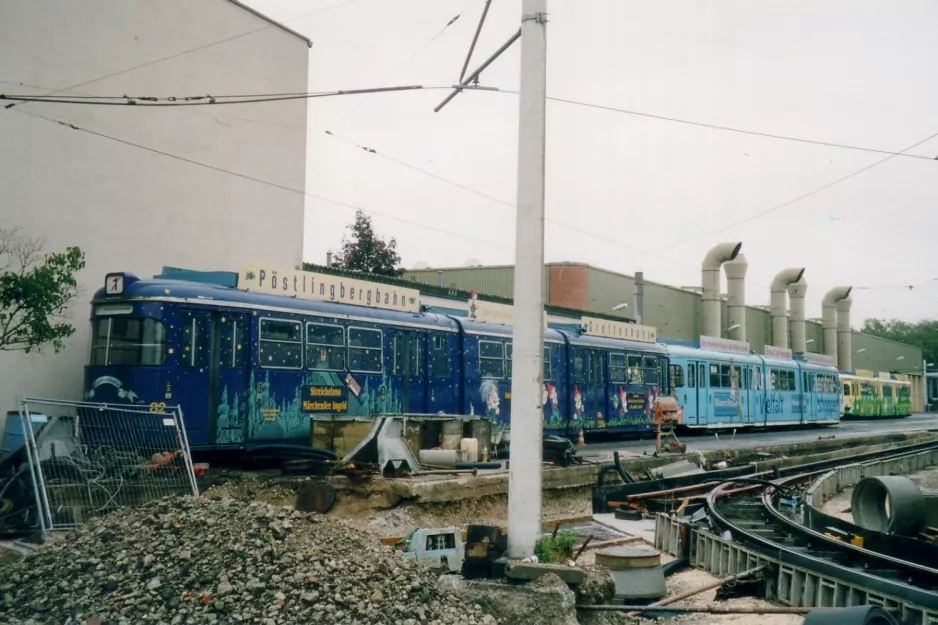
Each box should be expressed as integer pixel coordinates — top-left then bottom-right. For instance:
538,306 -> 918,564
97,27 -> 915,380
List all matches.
723,254 -> 748,342
702,242 -> 743,337
837,296 -> 854,372
822,286 -> 853,367
787,277 -> 808,354
770,268 -> 805,348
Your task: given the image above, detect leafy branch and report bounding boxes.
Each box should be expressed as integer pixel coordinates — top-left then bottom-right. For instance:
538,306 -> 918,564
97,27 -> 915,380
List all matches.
0,229 -> 86,353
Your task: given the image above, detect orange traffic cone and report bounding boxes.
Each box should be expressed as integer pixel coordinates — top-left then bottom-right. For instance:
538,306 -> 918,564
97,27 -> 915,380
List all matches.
576,428 -> 585,447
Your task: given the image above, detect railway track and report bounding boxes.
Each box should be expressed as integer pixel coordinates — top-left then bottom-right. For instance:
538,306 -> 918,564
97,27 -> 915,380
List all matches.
653,441 -> 938,622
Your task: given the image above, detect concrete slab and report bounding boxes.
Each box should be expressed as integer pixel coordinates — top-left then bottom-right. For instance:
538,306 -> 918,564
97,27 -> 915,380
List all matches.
505,562 -> 586,584
438,575 -> 578,625
592,513 -> 657,545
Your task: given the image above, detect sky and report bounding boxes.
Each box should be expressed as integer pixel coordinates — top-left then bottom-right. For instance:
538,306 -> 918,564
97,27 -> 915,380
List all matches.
246,0 -> 938,325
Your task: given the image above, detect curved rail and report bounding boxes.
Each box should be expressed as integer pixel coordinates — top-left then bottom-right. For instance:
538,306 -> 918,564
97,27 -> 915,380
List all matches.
705,445 -> 938,611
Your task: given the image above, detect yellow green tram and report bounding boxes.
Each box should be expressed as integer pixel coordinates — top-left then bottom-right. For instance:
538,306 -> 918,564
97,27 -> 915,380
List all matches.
841,373 -> 913,418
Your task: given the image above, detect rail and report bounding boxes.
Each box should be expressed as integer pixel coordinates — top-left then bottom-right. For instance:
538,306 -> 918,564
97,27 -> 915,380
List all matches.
655,440 -> 938,623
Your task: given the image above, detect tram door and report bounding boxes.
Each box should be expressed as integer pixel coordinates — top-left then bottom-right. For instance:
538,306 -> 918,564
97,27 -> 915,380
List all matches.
183,310 -> 249,446
681,360 -> 707,426
390,330 -> 428,414
803,371 -> 816,424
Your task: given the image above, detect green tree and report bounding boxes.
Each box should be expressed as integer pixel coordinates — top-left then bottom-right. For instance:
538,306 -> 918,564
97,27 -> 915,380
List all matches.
861,318 -> 938,366
0,229 -> 86,353
329,210 -> 402,277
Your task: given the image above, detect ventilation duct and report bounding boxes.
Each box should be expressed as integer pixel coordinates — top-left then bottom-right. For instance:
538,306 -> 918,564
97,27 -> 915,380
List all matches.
770,268 -> 805,348
701,242 -> 742,337
787,277 -> 808,354
822,286 -> 853,367
723,254 -> 748,342
837,296 -> 854,372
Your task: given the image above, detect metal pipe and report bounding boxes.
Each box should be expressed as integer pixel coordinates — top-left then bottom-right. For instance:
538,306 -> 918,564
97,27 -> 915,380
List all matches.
701,242 -> 742,337
723,254 -> 748,342
634,271 -> 644,324
788,276 -> 808,354
326,251 -> 333,267
770,268 -> 805,348
506,1 -> 547,559
434,28 -> 521,112
837,296 -> 853,372
625,565 -> 766,617
459,0 -> 492,82
822,287 -> 852,367
581,605 -> 817,615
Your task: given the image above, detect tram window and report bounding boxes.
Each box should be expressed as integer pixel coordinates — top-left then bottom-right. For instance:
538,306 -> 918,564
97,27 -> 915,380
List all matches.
348,327 -> 383,373
543,348 -> 552,382
709,364 -> 721,388
306,323 -> 345,371
574,349 -> 588,383
181,316 -> 208,368
883,385 -> 893,398
843,383 -> 851,396
220,318 -> 245,369
259,319 -> 302,369
408,335 -> 425,376
643,357 -> 660,385
479,341 -> 505,378
719,364 -> 732,388
628,355 -> 643,384
610,354 -> 628,383
91,317 -> 167,366
742,367 -> 749,389
670,365 -> 685,388
899,386 -> 911,400
687,364 -> 696,388
431,334 -> 449,378
699,364 -> 706,387
771,369 -> 795,391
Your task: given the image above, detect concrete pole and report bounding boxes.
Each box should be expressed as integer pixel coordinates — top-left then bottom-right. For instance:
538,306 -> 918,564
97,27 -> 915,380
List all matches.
507,0 -> 547,559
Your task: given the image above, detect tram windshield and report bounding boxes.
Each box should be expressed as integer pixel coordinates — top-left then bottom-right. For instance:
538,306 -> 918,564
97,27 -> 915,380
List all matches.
90,317 -> 167,366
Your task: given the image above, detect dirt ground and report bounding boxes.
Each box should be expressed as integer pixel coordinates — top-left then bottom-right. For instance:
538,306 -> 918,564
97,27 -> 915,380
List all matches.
820,465 -> 938,521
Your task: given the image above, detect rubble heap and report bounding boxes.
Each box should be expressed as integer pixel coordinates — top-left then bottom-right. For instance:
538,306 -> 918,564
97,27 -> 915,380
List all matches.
0,497 -> 499,625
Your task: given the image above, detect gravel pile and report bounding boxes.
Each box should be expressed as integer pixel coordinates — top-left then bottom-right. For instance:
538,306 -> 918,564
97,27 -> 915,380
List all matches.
0,497 -> 500,625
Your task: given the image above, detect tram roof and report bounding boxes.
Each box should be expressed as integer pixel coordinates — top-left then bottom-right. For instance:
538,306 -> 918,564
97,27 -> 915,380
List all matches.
92,274 -> 459,331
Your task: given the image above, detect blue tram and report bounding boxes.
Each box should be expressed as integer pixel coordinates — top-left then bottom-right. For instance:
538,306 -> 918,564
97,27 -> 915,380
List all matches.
666,346 -> 840,428
84,272 -> 669,451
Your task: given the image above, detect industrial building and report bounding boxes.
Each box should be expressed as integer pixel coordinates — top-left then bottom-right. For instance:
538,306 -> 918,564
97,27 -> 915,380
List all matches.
0,0 -> 310,411
402,248 -> 928,411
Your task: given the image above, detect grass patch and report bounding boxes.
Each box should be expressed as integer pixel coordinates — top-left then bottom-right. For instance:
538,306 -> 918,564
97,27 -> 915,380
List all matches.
534,530 -> 577,563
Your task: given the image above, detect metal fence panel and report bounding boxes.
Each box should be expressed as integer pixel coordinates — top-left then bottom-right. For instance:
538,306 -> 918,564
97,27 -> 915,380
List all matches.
18,397 -> 199,532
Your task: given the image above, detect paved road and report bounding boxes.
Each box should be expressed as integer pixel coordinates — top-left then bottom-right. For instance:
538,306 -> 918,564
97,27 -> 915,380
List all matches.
578,413 -> 938,458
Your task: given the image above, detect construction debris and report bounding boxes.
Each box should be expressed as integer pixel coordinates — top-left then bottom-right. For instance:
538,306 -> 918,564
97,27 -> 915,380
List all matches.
0,496 -> 500,625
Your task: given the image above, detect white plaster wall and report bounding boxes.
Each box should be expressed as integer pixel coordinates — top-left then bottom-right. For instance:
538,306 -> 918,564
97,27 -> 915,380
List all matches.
0,0 -> 309,411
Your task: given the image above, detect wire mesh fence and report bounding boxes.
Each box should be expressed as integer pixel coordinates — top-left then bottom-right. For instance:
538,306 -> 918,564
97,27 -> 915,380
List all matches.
18,397 -> 199,532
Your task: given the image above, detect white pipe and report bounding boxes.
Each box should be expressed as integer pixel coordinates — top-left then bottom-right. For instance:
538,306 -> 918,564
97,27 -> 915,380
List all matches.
787,277 -> 808,354
770,268 -> 805,348
837,296 -> 853,373
821,286 -> 853,367
507,0 -> 547,560
723,254 -> 748,342
701,242 -> 742,337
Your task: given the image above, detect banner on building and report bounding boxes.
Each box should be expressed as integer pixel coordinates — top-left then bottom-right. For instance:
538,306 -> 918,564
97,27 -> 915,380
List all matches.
803,352 -> 836,366
765,345 -> 793,360
699,335 -> 751,355
240,266 -> 420,314
468,291 -> 547,327
580,317 -> 657,344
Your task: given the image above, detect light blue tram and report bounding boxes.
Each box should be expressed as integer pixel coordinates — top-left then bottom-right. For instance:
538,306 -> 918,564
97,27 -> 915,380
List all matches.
666,345 -> 840,428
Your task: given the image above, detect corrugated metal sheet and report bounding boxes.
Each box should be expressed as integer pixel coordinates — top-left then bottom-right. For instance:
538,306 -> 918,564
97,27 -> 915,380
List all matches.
586,267 -> 634,319
403,267 -> 516,299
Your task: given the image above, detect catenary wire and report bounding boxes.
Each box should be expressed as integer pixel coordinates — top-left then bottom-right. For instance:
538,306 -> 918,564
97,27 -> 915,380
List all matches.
4,0 -> 363,109
657,130 -> 938,251
10,108 -> 511,252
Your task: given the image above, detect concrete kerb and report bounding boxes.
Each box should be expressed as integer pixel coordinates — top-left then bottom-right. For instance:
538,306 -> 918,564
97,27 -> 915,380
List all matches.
380,431 -> 938,506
